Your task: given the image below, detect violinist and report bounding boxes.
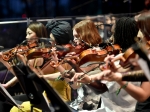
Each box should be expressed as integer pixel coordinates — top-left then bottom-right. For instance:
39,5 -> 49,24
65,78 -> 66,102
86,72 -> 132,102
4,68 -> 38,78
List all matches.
1,22 -> 48,89
0,22 -> 48,112
45,19 -> 105,111
10,20 -> 74,112
28,19 -> 104,111
100,12 -> 150,112
71,17 -> 141,112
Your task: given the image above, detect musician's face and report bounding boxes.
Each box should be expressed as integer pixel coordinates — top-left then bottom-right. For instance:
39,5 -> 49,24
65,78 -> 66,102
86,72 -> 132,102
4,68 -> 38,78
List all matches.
26,28 -> 37,39
26,28 -> 38,44
109,24 -> 115,44
73,29 -> 81,45
50,33 -> 56,46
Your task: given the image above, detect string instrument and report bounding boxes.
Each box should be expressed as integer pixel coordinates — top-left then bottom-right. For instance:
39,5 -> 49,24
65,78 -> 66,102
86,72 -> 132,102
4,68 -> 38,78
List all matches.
105,44 -> 122,55
59,43 -> 89,58
65,59 -> 108,94
78,49 -> 108,67
119,47 -> 136,68
25,44 -> 73,60
118,40 -> 150,68
78,44 -> 122,67
1,42 -> 38,61
26,47 -> 52,59
26,41 -> 89,60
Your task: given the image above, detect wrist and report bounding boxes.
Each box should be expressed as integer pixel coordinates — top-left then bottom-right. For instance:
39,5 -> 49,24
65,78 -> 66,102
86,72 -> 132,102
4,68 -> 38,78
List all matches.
117,81 -> 127,86
114,72 -> 123,82
56,64 -> 61,68
116,81 -> 128,95
87,77 -> 95,84
60,70 -> 67,77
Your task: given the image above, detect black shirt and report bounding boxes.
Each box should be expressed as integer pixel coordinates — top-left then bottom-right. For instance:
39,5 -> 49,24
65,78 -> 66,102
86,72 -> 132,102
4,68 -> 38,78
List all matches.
135,94 -> 150,112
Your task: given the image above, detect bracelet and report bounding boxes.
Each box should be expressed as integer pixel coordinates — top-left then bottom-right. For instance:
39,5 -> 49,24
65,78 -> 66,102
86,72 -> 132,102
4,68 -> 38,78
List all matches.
116,82 -> 128,95
55,75 -> 62,81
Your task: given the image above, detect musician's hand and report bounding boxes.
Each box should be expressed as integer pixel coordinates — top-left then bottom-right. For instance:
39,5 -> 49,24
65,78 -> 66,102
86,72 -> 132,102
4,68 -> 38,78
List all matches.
101,54 -> 123,71
129,54 -> 139,67
101,72 -> 122,82
90,70 -> 111,81
101,54 -> 115,70
0,52 -> 5,62
111,53 -> 124,63
65,52 -> 76,57
16,53 -> 27,65
51,50 -> 59,62
63,57 -> 78,65
70,72 -> 91,84
2,83 -> 8,89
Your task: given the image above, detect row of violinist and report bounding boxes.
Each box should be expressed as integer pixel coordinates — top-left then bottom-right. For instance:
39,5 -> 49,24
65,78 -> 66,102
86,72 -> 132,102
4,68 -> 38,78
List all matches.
1,38 -> 122,67
2,15 -> 150,112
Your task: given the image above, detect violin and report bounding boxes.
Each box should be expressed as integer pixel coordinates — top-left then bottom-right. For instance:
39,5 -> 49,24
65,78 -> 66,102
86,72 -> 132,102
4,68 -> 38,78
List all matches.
105,44 -> 122,55
78,44 -> 122,67
65,59 -> 108,94
25,45 -> 70,60
26,42 -> 89,60
61,42 -> 89,55
119,47 -> 136,68
79,49 -> 108,67
117,40 -> 150,68
1,42 -> 38,61
26,47 -> 51,59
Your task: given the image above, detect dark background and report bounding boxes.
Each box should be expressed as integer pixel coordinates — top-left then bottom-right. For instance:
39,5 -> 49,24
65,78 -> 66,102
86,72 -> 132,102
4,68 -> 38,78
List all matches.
0,0 -> 149,19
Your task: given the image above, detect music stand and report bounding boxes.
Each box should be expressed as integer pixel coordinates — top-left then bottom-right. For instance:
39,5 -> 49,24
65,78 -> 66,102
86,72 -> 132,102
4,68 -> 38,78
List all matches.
0,83 -> 23,109
12,63 -> 72,112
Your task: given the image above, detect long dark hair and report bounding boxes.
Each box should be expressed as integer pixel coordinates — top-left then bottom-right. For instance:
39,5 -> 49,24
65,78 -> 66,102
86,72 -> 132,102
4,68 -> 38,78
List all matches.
137,11 -> 150,41
28,22 -> 48,38
114,17 -> 139,51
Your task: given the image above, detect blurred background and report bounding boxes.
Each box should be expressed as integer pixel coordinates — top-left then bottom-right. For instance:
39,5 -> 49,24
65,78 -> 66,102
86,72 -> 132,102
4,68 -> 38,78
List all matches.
0,0 -> 149,19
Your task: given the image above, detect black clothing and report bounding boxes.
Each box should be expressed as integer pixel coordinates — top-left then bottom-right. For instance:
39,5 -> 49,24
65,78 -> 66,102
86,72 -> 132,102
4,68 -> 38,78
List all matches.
46,20 -> 73,45
135,97 -> 150,112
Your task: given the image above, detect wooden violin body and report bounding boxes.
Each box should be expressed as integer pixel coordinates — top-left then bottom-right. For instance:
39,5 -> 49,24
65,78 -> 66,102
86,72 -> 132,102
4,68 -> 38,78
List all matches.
79,49 -> 108,67
120,47 -> 136,68
26,43 -> 89,60
105,44 -> 122,55
26,47 -> 51,59
1,42 -> 38,61
78,44 -> 122,67
119,41 -> 150,68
